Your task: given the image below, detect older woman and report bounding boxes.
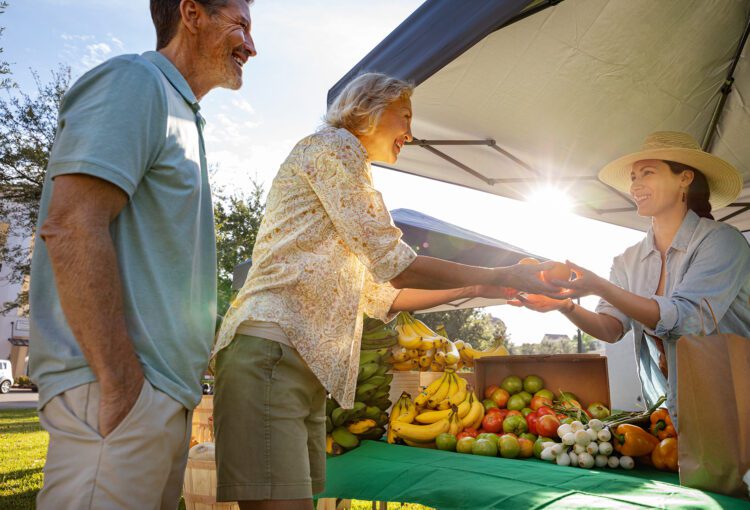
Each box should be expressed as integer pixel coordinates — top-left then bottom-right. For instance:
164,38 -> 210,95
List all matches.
212,73 -> 562,509
512,131 -> 750,429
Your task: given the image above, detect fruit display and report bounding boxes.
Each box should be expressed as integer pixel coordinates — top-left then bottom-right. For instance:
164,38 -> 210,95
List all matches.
390,312 -> 509,371
387,369 -> 483,446
326,346 -> 393,455
361,316 -> 399,351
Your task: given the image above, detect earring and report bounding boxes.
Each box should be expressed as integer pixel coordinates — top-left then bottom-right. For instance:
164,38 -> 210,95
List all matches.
682,191 -> 686,203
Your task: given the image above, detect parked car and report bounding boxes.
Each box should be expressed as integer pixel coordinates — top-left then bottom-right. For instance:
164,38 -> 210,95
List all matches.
0,360 -> 14,394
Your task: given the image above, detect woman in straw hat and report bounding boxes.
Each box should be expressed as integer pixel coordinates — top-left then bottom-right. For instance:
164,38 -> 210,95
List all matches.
211,72 -> 563,509
511,131 -> 750,428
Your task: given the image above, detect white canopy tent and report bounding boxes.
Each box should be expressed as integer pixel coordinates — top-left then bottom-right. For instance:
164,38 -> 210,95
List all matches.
330,0 -> 750,234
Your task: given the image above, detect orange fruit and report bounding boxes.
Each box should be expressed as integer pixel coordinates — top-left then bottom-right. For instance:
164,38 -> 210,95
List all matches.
541,262 -> 571,284
518,257 -> 540,265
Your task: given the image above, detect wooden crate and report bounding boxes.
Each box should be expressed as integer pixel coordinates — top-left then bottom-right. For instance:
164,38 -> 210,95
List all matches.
183,444 -> 238,510
474,354 -> 611,408
191,395 -> 214,445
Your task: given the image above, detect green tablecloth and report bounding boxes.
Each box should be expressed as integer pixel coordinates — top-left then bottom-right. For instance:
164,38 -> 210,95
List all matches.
320,441 -> 750,509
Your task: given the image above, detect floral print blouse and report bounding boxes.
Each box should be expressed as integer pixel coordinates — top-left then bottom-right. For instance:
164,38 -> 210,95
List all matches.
212,127 -> 417,407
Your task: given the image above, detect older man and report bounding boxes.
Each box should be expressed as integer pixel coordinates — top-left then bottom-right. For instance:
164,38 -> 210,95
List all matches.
29,1 -> 255,508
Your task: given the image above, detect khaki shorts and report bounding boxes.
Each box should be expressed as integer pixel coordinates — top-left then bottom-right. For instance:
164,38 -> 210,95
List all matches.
37,379 -> 191,510
213,334 -> 327,501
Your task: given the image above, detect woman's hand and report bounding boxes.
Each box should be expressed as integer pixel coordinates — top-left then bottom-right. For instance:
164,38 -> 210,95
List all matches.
508,294 -> 571,313
551,260 -> 608,298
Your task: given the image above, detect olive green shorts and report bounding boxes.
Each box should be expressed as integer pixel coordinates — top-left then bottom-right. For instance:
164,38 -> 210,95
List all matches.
213,334 -> 327,501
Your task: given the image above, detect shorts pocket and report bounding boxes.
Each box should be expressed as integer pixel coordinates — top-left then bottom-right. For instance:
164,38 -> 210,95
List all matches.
101,378 -> 150,440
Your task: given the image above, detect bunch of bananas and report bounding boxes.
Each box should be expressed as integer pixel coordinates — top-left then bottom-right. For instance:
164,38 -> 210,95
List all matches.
390,312 -> 462,371
387,369 -> 485,447
326,348 -> 392,455
454,340 -> 510,367
389,312 -> 510,370
361,316 -> 398,351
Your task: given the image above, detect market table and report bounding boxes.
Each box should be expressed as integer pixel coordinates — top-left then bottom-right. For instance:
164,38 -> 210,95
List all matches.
319,441 -> 750,509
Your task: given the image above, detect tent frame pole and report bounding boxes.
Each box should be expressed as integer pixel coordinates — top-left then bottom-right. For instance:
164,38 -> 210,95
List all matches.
701,12 -> 750,151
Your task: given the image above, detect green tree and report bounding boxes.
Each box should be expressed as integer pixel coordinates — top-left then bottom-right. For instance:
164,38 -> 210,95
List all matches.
0,2 -> 11,88
0,66 -> 71,313
416,308 -> 510,350
213,179 -> 266,318
509,332 -> 602,355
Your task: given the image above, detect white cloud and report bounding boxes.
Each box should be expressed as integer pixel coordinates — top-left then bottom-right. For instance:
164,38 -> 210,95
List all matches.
80,42 -> 112,69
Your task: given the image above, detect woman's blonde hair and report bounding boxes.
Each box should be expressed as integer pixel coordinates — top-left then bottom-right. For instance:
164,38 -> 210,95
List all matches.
325,73 -> 413,136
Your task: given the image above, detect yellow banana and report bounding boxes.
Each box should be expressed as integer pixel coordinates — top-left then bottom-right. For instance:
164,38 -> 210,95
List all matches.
434,350 -> 447,364
448,386 -> 467,406
418,355 -> 432,369
456,398 -> 472,419
445,373 -> 458,399
427,374 -> 452,407
444,340 -> 461,365
461,395 -> 484,429
471,406 -> 485,430
418,338 -> 435,351
403,439 -> 437,449
473,344 -> 510,359
391,417 -> 450,443
396,323 -> 421,349
406,348 -> 420,359
397,399 -> 417,424
387,399 -> 403,444
448,409 -> 463,436
390,350 -> 409,363
436,398 -> 452,410
391,359 -> 418,371
453,339 -> 465,350
423,372 -> 448,397
414,389 -> 430,407
347,419 -> 376,434
429,362 -> 444,372
415,407 -> 453,424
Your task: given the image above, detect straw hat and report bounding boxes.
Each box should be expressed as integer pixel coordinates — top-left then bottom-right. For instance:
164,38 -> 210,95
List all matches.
598,131 -> 743,210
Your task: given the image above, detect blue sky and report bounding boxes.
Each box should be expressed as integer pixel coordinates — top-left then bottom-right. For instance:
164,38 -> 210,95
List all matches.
2,0 -> 644,344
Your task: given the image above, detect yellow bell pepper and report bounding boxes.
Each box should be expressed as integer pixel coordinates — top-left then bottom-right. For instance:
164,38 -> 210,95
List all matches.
651,437 -> 679,471
613,424 -> 660,457
649,408 -> 677,440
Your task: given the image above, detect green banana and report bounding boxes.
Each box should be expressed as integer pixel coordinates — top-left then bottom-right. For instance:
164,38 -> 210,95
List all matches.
373,396 -> 392,411
358,426 -> 386,440
357,362 -> 379,383
359,351 -> 381,366
364,405 -> 382,421
370,388 -> 390,402
331,407 -> 349,427
355,383 -> 378,402
374,364 -> 389,377
332,426 -> 359,449
350,402 -> 366,420
325,399 -> 337,417
375,412 -> 389,427
365,375 -> 386,388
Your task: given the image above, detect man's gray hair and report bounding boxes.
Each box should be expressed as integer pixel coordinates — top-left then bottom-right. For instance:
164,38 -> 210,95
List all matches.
150,0 -> 253,50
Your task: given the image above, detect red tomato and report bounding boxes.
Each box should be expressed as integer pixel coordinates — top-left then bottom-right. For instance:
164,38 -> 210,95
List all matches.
456,427 -> 479,441
536,406 -> 555,417
481,412 -> 504,433
537,415 -> 561,438
496,409 -> 510,420
486,407 -> 503,416
484,385 -> 500,400
506,410 -> 523,418
530,396 -> 553,411
526,412 -> 539,435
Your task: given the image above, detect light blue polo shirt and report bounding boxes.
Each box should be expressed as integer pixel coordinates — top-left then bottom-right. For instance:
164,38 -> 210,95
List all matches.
29,51 -> 217,410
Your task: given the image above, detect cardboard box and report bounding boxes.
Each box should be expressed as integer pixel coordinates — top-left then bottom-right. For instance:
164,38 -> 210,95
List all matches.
474,354 -> 611,408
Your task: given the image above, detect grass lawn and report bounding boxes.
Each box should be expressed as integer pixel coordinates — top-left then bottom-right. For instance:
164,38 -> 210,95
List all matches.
0,409 -> 47,510
0,409 -> 431,510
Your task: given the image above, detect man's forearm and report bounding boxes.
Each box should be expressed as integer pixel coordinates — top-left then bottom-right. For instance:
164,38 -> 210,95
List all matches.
390,256 -> 496,290
42,221 -> 142,389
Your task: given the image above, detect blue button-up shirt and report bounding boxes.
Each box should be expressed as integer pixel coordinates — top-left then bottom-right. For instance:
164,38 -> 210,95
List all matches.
596,210 -> 750,427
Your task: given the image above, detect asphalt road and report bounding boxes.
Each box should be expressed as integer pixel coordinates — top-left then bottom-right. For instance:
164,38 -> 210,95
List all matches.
0,388 -> 39,410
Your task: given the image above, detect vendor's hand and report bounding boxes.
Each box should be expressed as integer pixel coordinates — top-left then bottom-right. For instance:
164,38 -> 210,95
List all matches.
473,284 -> 518,300
98,368 -> 144,437
508,294 -> 571,313
548,260 -> 607,299
495,261 -> 569,298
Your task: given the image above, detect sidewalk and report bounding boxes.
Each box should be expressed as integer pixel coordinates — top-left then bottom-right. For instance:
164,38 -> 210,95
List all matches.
0,388 -> 39,410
